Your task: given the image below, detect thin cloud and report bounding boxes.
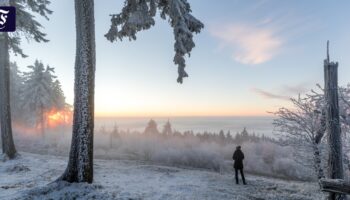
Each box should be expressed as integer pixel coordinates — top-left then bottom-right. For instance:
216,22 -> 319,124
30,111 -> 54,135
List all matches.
252,88 -> 290,100
252,83 -> 311,101
210,23 -> 283,64
281,84 -> 309,95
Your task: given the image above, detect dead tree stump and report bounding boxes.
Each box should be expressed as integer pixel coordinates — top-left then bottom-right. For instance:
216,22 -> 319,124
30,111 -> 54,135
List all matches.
324,41 -> 345,200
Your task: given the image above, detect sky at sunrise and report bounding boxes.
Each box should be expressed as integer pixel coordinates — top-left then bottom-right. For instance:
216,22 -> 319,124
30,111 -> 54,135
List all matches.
13,0 -> 350,117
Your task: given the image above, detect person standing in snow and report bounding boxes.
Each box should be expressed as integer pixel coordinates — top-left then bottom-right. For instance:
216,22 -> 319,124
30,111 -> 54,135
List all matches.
232,146 -> 246,185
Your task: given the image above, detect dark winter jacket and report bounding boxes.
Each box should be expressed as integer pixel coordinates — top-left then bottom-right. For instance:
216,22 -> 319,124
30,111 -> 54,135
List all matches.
232,149 -> 244,169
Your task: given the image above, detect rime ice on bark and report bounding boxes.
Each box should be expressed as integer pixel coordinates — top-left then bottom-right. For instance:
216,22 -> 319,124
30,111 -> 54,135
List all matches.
59,0 -> 96,183
324,42 -> 345,200
105,0 -> 204,83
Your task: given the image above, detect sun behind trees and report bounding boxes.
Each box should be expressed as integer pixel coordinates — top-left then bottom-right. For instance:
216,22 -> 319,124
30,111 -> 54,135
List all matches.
10,61 -> 70,135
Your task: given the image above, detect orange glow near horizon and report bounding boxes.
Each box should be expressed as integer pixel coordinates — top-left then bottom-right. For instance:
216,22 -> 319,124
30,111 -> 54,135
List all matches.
94,106 -> 273,118
90,85 -> 284,118
46,108 -> 73,128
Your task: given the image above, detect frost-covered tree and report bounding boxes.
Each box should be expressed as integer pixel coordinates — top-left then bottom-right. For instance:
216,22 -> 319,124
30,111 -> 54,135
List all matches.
218,130 -> 225,144
52,80 -> 66,110
59,0 -> 96,183
302,85 -> 350,173
60,0 -> 202,183
0,0 -> 51,159
339,85 -> 350,128
144,119 -> 159,135
270,83 -> 350,180
9,62 -> 66,127
226,131 -> 233,143
21,60 -> 60,136
109,124 -> 120,148
272,93 -> 326,180
161,120 -> 172,136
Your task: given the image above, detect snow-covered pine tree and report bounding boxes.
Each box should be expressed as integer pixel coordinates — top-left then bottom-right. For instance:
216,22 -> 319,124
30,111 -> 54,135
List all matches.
144,119 -> 160,135
109,124 -> 119,148
162,120 -> 172,136
60,0 -> 202,183
219,130 -> 225,144
0,0 -> 51,159
226,131 -> 233,143
21,60 -> 58,136
105,0 -> 204,83
52,80 -> 66,110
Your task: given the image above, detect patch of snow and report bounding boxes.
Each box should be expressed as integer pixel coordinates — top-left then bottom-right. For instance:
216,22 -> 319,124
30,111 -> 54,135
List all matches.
0,152 -> 325,200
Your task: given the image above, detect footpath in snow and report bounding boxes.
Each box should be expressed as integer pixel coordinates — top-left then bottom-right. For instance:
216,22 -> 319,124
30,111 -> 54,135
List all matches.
0,152 -> 324,200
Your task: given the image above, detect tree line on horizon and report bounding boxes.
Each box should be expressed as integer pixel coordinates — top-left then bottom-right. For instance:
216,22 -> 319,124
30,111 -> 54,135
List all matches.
97,119 -> 276,148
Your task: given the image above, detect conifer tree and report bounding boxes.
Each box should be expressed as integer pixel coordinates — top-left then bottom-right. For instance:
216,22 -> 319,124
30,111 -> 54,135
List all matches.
22,60 -> 63,136
162,120 -> 172,136
0,0 -> 51,159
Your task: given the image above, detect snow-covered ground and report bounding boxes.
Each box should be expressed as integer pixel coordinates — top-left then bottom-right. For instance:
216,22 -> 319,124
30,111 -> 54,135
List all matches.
0,152 -> 325,200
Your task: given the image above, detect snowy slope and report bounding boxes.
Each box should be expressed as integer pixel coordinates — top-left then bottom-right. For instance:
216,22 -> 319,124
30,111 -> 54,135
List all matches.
0,152 -> 325,200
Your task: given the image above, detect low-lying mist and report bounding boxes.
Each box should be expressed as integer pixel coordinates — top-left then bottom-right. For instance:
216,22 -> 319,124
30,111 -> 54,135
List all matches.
3,120 -> 314,181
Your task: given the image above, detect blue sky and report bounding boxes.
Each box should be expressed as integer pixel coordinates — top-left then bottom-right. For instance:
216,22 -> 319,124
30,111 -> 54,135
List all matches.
13,0 -> 350,117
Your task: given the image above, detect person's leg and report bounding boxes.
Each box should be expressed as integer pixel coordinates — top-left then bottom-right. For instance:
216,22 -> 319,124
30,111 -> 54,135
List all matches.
235,168 -> 239,184
240,169 -> 246,185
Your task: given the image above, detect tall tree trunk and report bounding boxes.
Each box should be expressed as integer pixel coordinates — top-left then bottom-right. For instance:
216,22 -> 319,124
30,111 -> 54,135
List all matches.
59,0 -> 95,183
324,42 -> 345,200
0,32 -> 17,159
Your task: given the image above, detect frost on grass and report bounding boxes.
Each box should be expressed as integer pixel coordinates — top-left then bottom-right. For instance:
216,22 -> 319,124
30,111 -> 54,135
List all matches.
105,0 -> 204,83
0,153 -> 10,162
5,164 -> 30,173
17,181 -> 109,200
0,153 -> 324,200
